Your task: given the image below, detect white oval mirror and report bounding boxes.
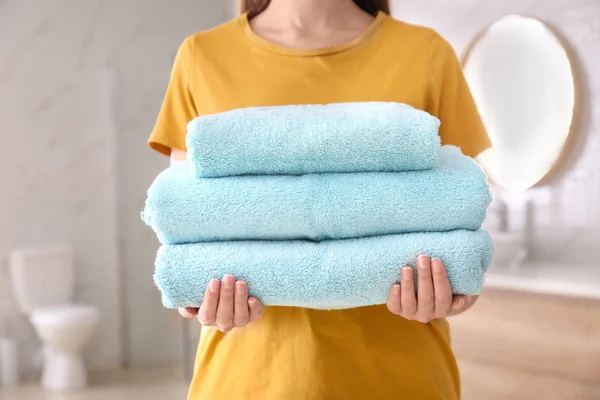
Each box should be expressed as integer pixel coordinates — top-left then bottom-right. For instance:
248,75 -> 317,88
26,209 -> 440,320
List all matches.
463,15 -> 576,192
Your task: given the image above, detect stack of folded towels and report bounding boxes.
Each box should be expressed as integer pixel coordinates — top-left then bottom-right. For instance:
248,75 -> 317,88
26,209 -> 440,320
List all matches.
143,102 -> 493,310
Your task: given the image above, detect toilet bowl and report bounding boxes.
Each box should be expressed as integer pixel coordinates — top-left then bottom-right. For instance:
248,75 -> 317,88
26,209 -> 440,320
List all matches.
32,305 -> 100,391
9,247 -> 100,392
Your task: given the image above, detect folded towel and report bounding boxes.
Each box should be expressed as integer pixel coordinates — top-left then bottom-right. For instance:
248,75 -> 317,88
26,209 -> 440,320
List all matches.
142,146 -> 491,244
186,102 -> 441,178
154,230 -> 493,310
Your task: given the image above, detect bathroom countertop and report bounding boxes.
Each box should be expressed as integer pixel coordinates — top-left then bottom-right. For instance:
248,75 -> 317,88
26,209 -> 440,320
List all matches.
483,262 -> 600,300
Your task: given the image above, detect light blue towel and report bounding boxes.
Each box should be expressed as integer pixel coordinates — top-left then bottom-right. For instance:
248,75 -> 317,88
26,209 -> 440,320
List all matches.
154,230 -> 493,310
142,146 -> 491,244
186,102 -> 441,178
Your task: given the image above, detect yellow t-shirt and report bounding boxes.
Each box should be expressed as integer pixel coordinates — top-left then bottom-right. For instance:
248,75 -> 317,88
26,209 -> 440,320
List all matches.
149,11 -> 490,400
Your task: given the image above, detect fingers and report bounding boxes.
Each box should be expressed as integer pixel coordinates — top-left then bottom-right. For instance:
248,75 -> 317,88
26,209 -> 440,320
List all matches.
386,284 -> 402,315
416,255 -> 434,323
198,279 -> 220,325
432,258 -> 453,318
215,275 -> 235,332
248,297 -> 264,321
400,266 -> 417,316
196,277 -> 263,331
389,256 -> 456,323
234,281 -> 250,327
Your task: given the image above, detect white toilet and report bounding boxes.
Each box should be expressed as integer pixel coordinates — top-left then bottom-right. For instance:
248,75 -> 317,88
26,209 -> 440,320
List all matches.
9,246 -> 100,392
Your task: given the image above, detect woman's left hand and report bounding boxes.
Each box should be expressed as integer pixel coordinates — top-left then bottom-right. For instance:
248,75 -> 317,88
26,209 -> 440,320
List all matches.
386,255 -> 478,322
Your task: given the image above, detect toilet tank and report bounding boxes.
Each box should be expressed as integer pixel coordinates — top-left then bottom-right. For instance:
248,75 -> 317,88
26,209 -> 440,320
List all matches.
9,246 -> 75,314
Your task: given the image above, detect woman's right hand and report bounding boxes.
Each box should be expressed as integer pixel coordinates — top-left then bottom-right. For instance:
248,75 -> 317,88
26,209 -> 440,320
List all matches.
178,275 -> 264,332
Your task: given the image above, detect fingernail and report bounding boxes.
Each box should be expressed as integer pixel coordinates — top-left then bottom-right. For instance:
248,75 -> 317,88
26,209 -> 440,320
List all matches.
432,258 -> 443,273
418,255 -> 429,269
393,284 -> 400,296
223,275 -> 234,289
453,297 -> 466,310
402,267 -> 412,280
208,279 -> 219,293
236,281 -> 246,295
248,298 -> 259,308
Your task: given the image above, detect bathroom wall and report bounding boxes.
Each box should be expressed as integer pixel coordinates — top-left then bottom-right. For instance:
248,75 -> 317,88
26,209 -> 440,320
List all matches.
0,0 -> 228,378
391,0 -> 600,264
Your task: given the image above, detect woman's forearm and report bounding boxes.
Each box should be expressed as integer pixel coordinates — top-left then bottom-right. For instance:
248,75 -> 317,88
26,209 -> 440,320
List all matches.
170,148 -> 187,166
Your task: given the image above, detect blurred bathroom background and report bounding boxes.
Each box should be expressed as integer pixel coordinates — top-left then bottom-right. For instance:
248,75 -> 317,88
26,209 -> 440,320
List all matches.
0,1 -> 598,399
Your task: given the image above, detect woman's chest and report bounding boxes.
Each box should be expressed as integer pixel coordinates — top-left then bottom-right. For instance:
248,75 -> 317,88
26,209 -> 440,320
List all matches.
190,54 -> 431,115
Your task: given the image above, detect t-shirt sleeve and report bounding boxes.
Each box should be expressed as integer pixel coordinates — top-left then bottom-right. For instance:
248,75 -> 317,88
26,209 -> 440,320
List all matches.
426,33 -> 491,159
148,37 -> 198,156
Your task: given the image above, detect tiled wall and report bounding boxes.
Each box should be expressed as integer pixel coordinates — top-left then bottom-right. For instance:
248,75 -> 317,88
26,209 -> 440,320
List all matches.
391,0 -> 600,265
0,0 -> 228,378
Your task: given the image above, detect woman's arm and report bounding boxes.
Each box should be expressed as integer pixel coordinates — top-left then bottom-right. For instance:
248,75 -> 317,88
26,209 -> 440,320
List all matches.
148,37 -> 264,331
385,33 -> 486,322
172,148 -> 264,331
170,148 -> 188,165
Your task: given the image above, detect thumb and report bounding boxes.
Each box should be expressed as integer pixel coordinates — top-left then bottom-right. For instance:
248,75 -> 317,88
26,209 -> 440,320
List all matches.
450,295 -> 479,316
179,307 -> 199,318
451,296 -> 467,312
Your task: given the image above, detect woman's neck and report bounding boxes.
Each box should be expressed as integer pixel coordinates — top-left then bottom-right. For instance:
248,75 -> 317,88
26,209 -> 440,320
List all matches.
256,0 -> 370,30
250,0 -> 376,49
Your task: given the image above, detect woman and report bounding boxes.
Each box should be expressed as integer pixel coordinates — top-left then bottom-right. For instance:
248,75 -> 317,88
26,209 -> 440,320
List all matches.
148,0 -> 491,398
